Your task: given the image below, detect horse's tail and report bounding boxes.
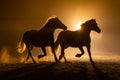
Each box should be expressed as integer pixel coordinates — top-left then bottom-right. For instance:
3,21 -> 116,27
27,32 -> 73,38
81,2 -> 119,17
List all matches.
17,38 -> 26,54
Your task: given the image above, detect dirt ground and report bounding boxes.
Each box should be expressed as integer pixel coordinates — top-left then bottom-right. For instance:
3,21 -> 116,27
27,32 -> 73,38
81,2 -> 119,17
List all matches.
0,59 -> 119,80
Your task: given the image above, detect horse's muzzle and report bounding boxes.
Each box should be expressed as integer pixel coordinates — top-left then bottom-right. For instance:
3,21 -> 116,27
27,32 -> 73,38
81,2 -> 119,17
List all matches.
64,27 -> 67,31
97,29 -> 101,33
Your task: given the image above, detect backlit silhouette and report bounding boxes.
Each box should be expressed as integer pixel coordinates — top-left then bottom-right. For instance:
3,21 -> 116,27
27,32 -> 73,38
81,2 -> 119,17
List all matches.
54,19 -> 101,64
17,16 -> 67,64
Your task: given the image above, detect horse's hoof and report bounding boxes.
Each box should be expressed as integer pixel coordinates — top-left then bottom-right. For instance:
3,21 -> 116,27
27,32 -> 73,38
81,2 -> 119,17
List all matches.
33,61 -> 37,64
34,62 -> 37,64
75,54 -> 82,57
65,61 -> 71,63
38,55 -> 44,59
56,60 -> 60,63
33,60 -> 37,64
38,55 -> 40,59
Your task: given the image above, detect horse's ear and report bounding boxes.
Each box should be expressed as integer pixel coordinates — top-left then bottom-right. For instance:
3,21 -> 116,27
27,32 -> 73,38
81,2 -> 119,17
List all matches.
55,16 -> 58,19
91,18 -> 94,20
51,15 -> 58,19
91,18 -> 96,21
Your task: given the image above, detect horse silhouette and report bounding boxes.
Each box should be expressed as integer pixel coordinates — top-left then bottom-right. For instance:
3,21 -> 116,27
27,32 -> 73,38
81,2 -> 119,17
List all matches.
54,19 -> 101,64
17,16 -> 67,64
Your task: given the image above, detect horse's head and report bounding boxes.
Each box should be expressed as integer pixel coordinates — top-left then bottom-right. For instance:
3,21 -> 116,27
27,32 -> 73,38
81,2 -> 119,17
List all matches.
85,19 -> 101,33
51,17 -> 67,30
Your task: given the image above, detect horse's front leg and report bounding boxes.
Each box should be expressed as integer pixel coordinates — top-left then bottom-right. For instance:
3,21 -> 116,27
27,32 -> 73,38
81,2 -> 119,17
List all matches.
59,45 -> 67,62
51,45 -> 59,63
75,47 -> 84,57
86,44 -> 95,65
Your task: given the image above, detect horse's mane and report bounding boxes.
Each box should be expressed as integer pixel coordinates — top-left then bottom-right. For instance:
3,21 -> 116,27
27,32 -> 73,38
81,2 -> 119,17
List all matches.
46,15 -> 58,23
81,19 -> 95,27
45,15 -> 58,24
42,15 -> 58,28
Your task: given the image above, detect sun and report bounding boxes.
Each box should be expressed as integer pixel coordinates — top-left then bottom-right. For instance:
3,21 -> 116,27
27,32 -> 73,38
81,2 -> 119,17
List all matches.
74,22 -> 82,30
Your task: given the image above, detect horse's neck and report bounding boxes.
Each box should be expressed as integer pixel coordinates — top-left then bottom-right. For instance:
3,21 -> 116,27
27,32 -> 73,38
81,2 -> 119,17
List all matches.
82,27 -> 91,35
39,26 -> 56,34
77,28 -> 91,34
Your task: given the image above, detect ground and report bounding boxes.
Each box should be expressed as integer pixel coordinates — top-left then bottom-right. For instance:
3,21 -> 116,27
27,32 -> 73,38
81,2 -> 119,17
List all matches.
0,58 -> 120,80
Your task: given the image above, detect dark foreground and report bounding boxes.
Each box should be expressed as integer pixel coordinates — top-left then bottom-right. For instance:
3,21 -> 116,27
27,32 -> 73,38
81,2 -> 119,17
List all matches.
0,61 -> 120,80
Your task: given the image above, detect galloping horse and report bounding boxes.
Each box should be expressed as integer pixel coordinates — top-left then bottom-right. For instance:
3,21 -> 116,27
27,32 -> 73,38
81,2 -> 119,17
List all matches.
54,19 -> 101,64
17,16 -> 67,64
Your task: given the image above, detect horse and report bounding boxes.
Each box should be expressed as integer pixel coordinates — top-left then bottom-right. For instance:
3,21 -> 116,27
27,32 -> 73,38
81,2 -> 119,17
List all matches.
17,16 -> 67,64
54,19 -> 101,64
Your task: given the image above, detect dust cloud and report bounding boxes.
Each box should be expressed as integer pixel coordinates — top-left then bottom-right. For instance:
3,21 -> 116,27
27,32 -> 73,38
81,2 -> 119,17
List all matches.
0,47 -> 24,63
0,46 -> 57,64
0,46 -> 120,64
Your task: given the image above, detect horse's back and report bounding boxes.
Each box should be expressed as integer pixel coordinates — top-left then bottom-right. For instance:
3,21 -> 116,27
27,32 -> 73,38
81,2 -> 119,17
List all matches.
23,30 -> 39,39
23,30 -> 38,43
23,30 -> 54,47
58,30 -> 91,47
59,30 -> 83,40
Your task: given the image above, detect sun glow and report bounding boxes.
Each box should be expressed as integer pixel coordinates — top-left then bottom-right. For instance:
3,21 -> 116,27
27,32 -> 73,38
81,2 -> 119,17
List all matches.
74,22 -> 83,30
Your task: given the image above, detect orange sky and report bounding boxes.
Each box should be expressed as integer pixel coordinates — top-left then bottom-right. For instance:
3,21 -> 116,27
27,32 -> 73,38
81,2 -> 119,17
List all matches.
0,0 -> 120,57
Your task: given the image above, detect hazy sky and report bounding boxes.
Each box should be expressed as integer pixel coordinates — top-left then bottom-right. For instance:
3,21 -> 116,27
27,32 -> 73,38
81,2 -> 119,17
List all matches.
0,0 -> 120,57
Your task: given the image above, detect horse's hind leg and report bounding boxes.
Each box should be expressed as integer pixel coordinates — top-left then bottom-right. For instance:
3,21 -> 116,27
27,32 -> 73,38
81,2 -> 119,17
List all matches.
25,46 -> 30,61
75,47 -> 84,57
26,53 -> 29,61
27,47 -> 36,64
38,47 -> 47,59
63,54 -> 67,62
